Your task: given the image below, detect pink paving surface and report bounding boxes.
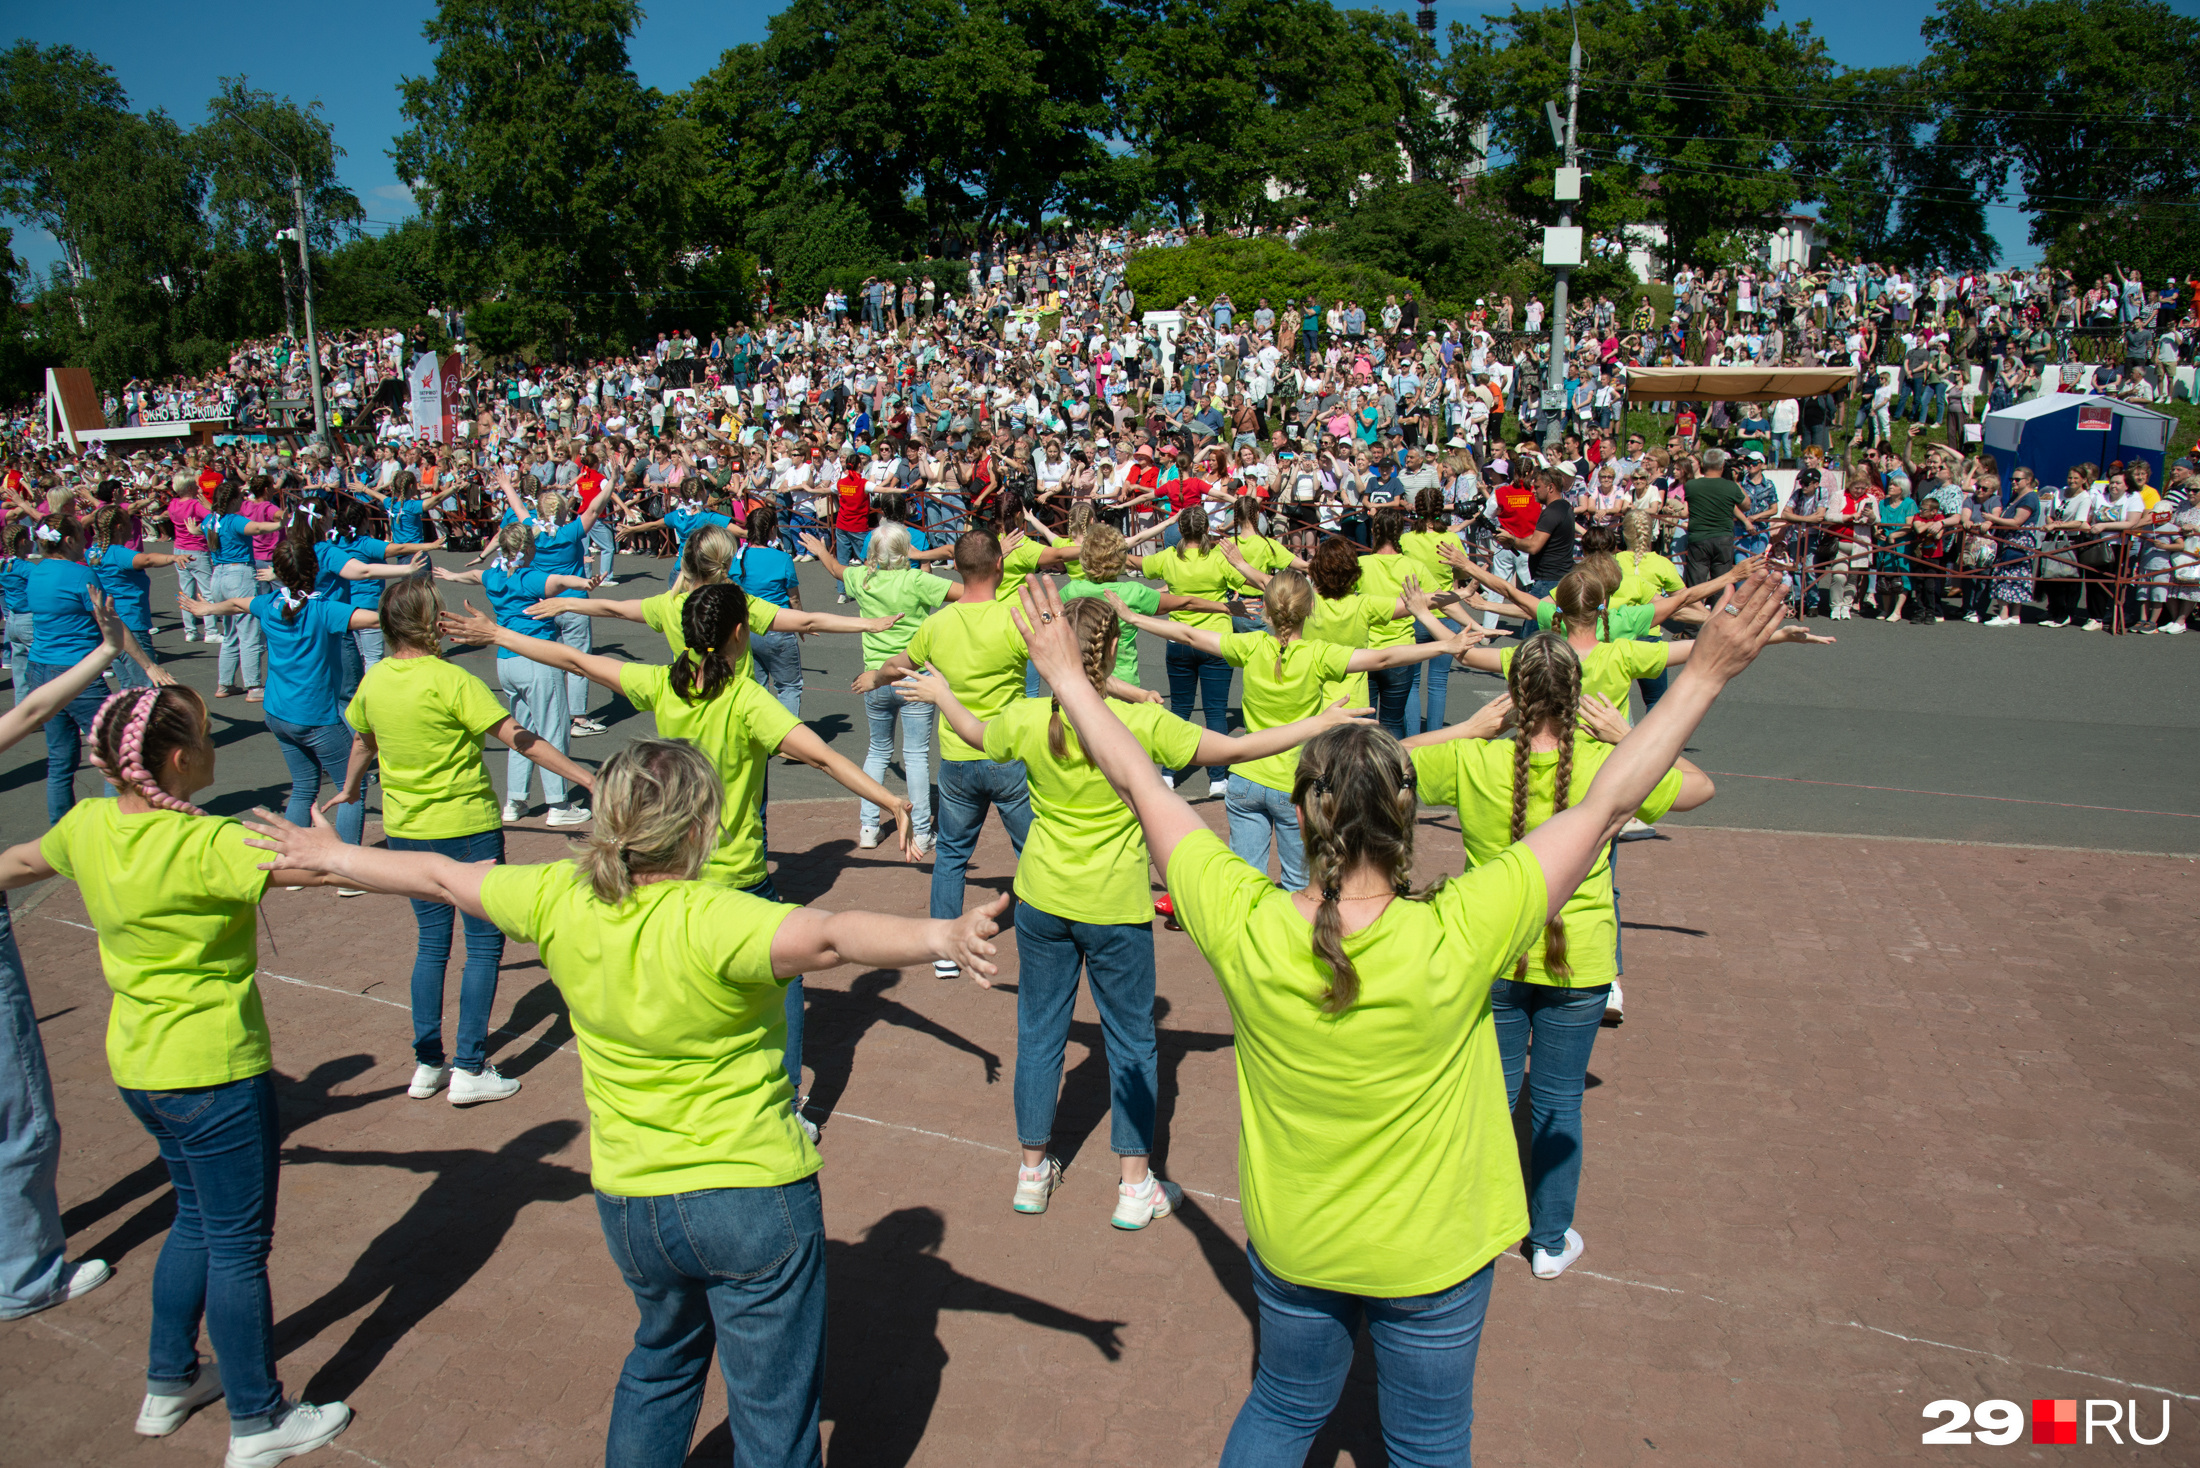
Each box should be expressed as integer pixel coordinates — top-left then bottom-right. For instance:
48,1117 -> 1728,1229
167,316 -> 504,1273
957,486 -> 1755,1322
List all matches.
1,801 -> 2194,1466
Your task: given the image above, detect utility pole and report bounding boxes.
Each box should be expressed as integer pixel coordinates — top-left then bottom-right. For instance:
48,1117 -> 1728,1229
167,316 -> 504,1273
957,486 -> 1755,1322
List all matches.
1543,7 -> 1583,449
290,173 -> 329,446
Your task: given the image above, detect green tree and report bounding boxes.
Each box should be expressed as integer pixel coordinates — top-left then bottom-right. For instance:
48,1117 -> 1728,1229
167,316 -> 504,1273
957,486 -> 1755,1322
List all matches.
0,41 -> 131,290
1921,0 -> 2198,251
394,0 -> 697,352
1810,66 -> 1996,269
1303,179 -> 1536,304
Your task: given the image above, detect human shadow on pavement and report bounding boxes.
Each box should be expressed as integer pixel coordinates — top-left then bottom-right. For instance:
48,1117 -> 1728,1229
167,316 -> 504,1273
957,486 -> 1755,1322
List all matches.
274,1120 -> 590,1403
76,1055 -> 404,1267
683,1206 -> 1126,1468
486,976 -> 575,1078
802,970 -> 1001,1125
1046,995 -> 1233,1176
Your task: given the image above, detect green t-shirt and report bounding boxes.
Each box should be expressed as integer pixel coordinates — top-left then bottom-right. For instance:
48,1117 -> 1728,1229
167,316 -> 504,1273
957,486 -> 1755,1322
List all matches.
905,599 -> 1030,762
993,539 -> 1046,601
1532,600 -> 1659,642
1685,476 -> 1747,538
982,697 -> 1205,925
1229,534 -> 1296,574
1352,552 -> 1421,648
1166,829 -> 1545,1295
842,565 -> 947,670
641,589 -> 779,680
1413,734 -> 1682,986
1500,636 -> 1667,708
478,862 -> 812,1195
1303,592 -> 1391,706
1611,551 -> 1683,608
1217,631 -> 1352,794
1062,578 -> 1160,684
620,663 -> 801,888
41,804 -> 271,1090
1398,529 -> 1463,599
1140,546 -> 1244,633
346,654 -> 509,839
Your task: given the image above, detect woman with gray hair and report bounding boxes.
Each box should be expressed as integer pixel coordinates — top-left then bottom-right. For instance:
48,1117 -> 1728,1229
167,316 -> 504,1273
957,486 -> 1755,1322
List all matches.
244,738 -> 1007,1468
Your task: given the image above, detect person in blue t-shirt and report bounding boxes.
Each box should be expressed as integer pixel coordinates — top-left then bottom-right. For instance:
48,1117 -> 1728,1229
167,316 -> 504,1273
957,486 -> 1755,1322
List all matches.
87,507 -> 183,690
435,523 -> 598,826
495,477 -> 618,737
309,499 -> 433,699
201,483 -> 286,700
183,538 -> 383,853
735,504 -> 803,719
24,515 -> 169,820
352,468 -> 447,553
4,524 -> 39,678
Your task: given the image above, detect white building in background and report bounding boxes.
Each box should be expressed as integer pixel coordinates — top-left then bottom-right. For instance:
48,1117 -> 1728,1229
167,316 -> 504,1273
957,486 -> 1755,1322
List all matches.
1766,214 -> 1820,268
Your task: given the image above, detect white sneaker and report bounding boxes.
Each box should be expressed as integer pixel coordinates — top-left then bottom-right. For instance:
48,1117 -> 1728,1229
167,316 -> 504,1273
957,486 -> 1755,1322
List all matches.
408,1063 -> 450,1098
1111,1172 -> 1182,1230
1530,1227 -> 1585,1280
501,799 -> 524,824
911,835 -> 934,859
933,959 -> 960,980
1963,613 -> 1980,623
1602,982 -> 1625,1027
335,887 -> 366,898
569,717 -> 607,737
1207,776 -> 1229,799
858,827 -> 880,850
2163,622 -> 2186,635
137,1362 -> 224,1436
449,1065 -> 520,1106
0,1258 -> 112,1320
1013,1155 -> 1064,1214
1158,770 -> 1174,789
545,803 -> 592,827
224,1399 -> 353,1468
2082,619 -> 2104,631
1617,818 -> 1656,841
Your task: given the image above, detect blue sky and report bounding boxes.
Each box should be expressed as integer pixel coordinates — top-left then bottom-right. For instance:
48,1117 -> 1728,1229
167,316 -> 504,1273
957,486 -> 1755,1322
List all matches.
4,0 -> 2111,277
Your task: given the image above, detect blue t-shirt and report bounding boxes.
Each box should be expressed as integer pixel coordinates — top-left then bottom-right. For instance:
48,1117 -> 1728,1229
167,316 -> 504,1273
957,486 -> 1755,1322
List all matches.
1,555 -> 33,615
312,539 -> 358,601
533,519 -> 588,578
252,594 -> 355,727
26,558 -> 101,663
484,566 -> 556,659
855,525 -> 930,559
735,545 -> 799,610
392,498 -> 429,543
94,544 -> 154,632
206,514 -> 258,565
342,536 -> 391,608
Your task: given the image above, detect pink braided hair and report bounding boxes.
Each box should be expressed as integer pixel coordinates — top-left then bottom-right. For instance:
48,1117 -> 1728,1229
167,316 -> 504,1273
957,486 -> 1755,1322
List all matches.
88,688 -> 207,816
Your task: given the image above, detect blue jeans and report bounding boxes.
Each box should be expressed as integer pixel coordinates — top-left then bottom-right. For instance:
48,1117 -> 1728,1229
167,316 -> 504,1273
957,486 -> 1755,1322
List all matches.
1164,640 -> 1232,782
391,829 -> 506,1072
336,621 -> 364,706
353,625 -> 385,680
1012,905 -> 1157,1157
1633,634 -> 1669,709
118,1071 -> 286,1431
23,659 -> 112,822
5,612 -> 32,686
211,561 -> 261,690
834,529 -> 865,568
1409,621 -> 1449,734
750,628 -> 802,719
589,519 -> 616,579
1222,1245 -> 1495,1467
557,610 -> 594,719
264,714 -> 366,847
0,897 -> 66,1315
110,633 -> 158,690
1491,978 -> 1609,1253
174,552 -> 214,638
595,1178 -> 826,1468
861,684 -> 933,838
740,874 -> 804,1097
498,655 -> 571,806
1370,662 -> 1414,741
1225,774 -> 1306,891
929,758 -> 1031,924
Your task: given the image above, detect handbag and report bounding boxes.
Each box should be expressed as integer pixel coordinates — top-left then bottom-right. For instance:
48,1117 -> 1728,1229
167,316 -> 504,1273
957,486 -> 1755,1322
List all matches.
2038,533 -> 2076,579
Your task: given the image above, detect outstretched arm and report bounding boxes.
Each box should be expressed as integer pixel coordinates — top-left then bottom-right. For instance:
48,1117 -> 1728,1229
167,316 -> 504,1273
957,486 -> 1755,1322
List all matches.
1105,594 -> 1221,654
775,722 -> 915,859
769,893 -> 1010,986
1188,697 -> 1370,769
1346,625 -> 1487,672
525,596 -> 648,623
439,601 -> 631,693
774,606 -> 900,636
241,807 -> 494,915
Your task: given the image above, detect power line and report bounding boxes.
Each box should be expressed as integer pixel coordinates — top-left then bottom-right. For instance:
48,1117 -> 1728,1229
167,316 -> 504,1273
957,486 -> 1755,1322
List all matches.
1577,76 -> 2194,128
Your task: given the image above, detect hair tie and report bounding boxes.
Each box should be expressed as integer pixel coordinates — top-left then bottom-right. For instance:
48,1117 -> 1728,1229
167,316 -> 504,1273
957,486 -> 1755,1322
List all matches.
275,584 -> 307,613
1321,884 -> 1340,902
34,524 -> 60,543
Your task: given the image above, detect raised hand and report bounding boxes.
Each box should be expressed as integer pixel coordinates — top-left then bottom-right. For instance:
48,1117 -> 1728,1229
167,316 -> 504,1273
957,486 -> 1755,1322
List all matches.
439,600 -> 501,646
1576,693 -> 1632,744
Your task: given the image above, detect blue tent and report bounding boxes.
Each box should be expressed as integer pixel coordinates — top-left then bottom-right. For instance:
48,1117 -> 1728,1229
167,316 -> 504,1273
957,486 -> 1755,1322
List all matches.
1982,393 -> 2169,489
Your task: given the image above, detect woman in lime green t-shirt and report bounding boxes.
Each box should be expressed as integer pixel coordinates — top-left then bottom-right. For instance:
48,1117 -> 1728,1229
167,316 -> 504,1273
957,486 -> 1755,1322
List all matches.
1407,631 -> 1714,1283
442,584 -> 912,1139
1008,572 -> 1792,1465
1227,534 -> 1430,713
328,577 -> 596,1106
898,595 -> 1360,1231
243,738 -> 1008,1468
0,685 -> 354,1461
1138,505 -> 1247,797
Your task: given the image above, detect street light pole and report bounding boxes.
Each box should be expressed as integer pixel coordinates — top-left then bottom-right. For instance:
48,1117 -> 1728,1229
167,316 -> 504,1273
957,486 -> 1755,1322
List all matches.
1543,12 -> 1582,449
290,172 -> 329,445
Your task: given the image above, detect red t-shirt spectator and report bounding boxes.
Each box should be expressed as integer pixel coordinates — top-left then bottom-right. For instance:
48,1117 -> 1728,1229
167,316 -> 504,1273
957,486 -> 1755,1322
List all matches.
1164,476 -> 1209,514
1495,481 -> 1540,541
835,471 -> 871,533
196,465 -> 224,498
574,464 -> 607,513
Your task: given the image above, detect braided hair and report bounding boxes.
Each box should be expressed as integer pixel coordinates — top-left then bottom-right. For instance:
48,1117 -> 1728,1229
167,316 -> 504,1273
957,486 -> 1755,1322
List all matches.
1505,632 -> 1581,979
670,583 -> 750,703
1291,724 -> 1439,1013
1550,556 -> 1620,644
1178,504 -> 1212,558
89,505 -> 131,555
1045,597 -> 1119,762
1261,569 -> 1315,681
88,687 -> 209,815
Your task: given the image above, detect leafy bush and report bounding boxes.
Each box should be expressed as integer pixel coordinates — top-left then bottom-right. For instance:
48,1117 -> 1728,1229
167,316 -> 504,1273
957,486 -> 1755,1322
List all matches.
1124,235 -> 1452,319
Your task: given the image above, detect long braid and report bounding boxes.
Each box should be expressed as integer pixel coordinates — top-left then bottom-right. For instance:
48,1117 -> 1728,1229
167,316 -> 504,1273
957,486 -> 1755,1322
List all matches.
1302,783 -> 1356,1011
90,689 -> 207,815
1505,632 -> 1581,977
1542,679 -> 1578,979
1047,597 -> 1118,761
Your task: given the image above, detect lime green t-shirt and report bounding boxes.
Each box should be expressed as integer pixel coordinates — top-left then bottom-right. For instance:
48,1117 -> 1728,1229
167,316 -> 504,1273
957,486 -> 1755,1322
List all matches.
620,663 -> 801,887
1612,551 -> 1684,609
641,589 -> 780,677
905,599 -> 1030,762
982,697 -> 1205,925
1303,593 -> 1392,706
1140,547 -> 1244,633
1166,828 -> 1545,1295
41,804 -> 272,1090
1412,734 -> 1682,986
993,539 -> 1046,601
1063,578 -> 1160,684
1532,600 -> 1658,642
1217,631 -> 1352,795
1499,636 -> 1667,708
1229,534 -> 1295,574
1399,529 -> 1464,598
842,565 -> 947,669
1352,552 -> 1420,648
346,654 -> 509,839
478,862 -> 813,1195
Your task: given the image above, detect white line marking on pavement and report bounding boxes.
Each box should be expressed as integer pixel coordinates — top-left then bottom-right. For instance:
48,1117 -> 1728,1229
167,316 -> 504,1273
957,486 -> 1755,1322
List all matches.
1848,1321 -> 2200,1402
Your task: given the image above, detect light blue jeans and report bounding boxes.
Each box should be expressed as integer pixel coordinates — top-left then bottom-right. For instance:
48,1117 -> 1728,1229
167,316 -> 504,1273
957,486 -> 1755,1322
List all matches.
211,561 -> 262,690
264,714 -> 366,847
4,612 -> 30,688
1225,774 -> 1306,890
588,520 -> 616,579
1491,978 -> 1610,1254
861,684 -> 933,838
0,897 -> 67,1317
1483,547 -> 1525,630
750,628 -> 802,719
173,552 -> 214,638
1408,621 -> 1449,735
1222,1245 -> 1496,1467
557,610 -> 593,719
498,654 -> 571,806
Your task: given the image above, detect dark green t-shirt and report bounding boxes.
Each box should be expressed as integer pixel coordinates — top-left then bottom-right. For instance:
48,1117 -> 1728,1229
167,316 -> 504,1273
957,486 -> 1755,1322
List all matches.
1685,476 -> 1747,538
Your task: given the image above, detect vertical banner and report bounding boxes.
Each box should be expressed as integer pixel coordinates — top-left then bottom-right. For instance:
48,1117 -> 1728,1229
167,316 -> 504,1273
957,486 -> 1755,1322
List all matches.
408,352 -> 445,442
440,354 -> 462,445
